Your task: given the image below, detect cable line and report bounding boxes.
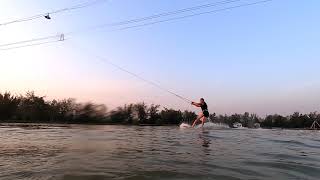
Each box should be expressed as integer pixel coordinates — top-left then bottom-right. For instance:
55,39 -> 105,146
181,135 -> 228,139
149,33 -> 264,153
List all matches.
74,44 -> 192,104
0,35 -> 61,47
65,0 -> 246,36
1,0 -> 242,48
0,0 -> 273,51
0,0 -> 107,27
107,0 -> 272,33
91,0 -> 242,28
0,39 -> 65,51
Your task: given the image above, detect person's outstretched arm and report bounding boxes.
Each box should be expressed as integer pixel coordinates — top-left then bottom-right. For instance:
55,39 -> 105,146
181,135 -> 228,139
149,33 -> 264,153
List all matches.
191,102 -> 201,107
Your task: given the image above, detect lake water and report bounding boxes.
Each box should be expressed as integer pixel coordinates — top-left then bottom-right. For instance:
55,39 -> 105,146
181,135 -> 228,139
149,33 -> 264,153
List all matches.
0,124 -> 319,180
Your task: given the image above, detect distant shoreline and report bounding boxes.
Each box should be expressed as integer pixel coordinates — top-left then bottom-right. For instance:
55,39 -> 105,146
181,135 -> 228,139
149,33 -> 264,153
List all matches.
0,122 -> 176,127
1,91 -> 320,129
0,122 -> 319,130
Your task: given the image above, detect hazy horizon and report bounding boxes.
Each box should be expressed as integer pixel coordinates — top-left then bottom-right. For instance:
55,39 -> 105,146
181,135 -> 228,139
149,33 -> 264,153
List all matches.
1,0 -> 319,116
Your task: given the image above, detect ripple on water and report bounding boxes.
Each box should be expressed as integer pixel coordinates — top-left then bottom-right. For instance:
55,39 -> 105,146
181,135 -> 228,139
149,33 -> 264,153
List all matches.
244,161 -> 320,179
0,125 -> 320,180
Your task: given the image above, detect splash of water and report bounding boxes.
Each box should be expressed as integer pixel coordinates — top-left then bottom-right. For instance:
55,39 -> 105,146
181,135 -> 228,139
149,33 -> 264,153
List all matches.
179,122 -> 229,129
179,123 -> 192,128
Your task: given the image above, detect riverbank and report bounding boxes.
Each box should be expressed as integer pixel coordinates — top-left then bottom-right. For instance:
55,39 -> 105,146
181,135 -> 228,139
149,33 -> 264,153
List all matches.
0,122 -> 177,128
1,122 -> 319,131
1,91 -> 320,129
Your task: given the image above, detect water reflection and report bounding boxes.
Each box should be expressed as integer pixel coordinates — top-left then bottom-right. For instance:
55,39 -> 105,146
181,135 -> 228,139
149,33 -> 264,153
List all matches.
195,129 -> 212,159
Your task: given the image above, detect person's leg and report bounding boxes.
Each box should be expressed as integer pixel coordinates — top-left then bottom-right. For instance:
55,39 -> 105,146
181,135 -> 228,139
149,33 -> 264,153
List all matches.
201,117 -> 207,127
192,117 -> 200,127
192,114 -> 204,127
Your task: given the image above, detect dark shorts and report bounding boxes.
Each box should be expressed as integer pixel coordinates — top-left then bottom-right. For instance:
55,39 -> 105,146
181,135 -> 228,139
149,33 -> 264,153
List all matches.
203,111 -> 209,118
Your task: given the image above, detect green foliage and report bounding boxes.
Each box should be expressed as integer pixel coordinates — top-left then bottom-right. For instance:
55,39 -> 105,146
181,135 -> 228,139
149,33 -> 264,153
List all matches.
0,91 -> 319,128
109,104 -> 134,124
133,102 -> 148,123
17,91 -> 51,122
49,99 -> 75,121
147,104 -> 161,124
0,92 -> 107,124
260,112 -> 320,129
182,110 -> 197,124
0,92 -> 20,120
160,108 -> 182,125
74,103 -> 107,123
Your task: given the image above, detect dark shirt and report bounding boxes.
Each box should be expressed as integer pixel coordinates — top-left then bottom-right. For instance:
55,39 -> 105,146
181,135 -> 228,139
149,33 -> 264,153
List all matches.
201,102 -> 208,112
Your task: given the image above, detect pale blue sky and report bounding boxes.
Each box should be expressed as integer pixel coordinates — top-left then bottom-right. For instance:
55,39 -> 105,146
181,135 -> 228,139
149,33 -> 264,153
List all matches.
0,0 -> 319,115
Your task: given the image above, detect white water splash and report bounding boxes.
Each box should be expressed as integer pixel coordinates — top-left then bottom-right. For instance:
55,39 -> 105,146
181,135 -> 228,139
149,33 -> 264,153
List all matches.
179,123 -> 192,129
180,122 -> 229,129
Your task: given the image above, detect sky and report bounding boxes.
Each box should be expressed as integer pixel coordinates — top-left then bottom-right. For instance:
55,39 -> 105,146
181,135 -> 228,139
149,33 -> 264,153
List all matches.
0,0 -> 319,116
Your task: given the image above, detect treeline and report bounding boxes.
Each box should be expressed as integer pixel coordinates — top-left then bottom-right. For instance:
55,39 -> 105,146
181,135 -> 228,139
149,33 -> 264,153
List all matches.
0,92 -> 319,128
0,92 -> 195,125
210,112 -> 319,129
261,112 -> 320,129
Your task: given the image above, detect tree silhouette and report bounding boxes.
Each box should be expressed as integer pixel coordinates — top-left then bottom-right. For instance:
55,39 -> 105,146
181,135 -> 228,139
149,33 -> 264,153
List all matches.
0,91 -> 319,128
0,92 -> 20,120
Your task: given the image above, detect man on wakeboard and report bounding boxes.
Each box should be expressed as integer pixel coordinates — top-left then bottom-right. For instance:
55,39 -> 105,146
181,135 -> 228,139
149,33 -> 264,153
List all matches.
191,98 -> 209,128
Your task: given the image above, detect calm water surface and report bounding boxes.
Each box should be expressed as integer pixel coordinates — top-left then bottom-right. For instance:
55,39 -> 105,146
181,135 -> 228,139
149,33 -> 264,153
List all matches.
0,124 -> 319,180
